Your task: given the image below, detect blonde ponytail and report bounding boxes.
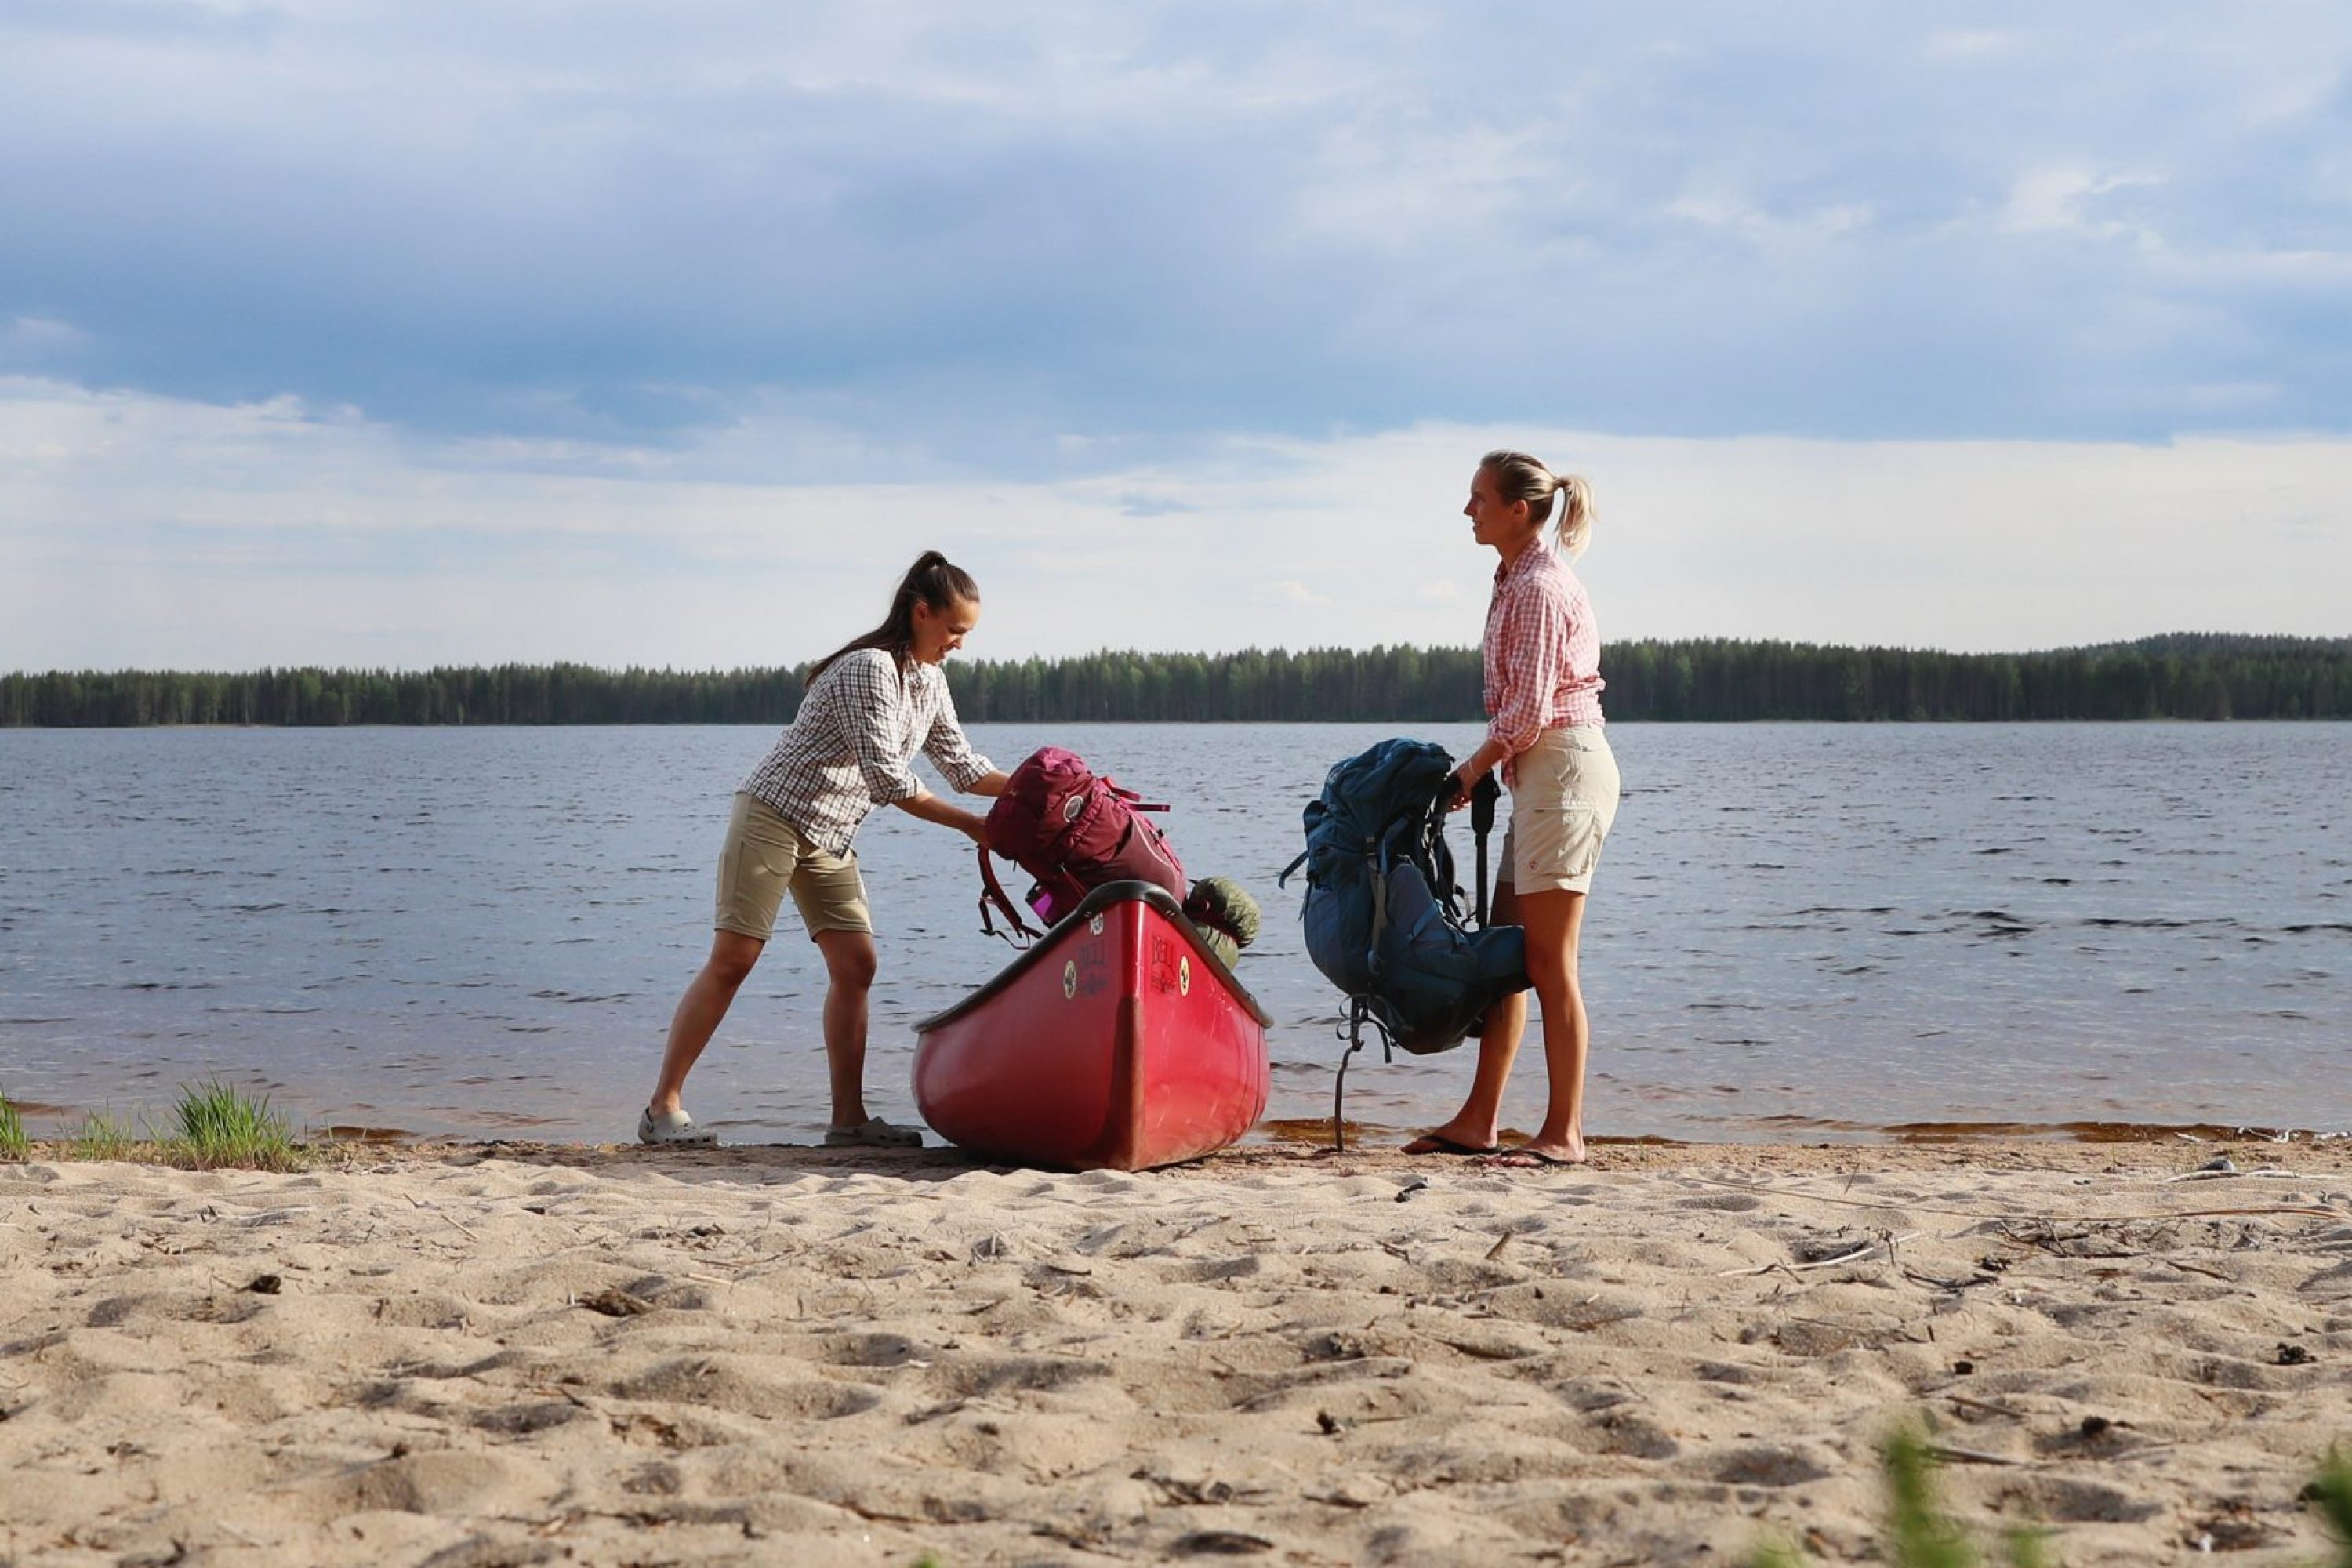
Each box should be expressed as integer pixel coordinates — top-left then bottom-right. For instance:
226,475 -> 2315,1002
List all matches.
1552,471 -> 1595,558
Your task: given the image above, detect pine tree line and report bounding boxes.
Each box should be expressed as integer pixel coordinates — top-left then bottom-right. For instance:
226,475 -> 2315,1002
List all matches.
3,636 -> 2348,726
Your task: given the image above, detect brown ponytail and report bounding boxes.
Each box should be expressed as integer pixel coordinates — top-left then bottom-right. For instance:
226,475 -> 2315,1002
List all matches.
809,551 -> 982,678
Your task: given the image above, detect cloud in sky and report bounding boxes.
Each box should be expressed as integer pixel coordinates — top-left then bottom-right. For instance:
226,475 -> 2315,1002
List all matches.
6,376 -> 2348,668
1,2 -> 2347,665
4,2 -> 2350,456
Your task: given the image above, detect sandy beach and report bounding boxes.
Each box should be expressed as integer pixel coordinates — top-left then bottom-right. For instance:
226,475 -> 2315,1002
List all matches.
4,1135 -> 2349,1567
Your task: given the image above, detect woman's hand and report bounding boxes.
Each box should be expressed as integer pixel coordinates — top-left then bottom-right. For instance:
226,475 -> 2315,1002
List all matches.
1445,764 -> 1478,812
1448,738 -> 1512,811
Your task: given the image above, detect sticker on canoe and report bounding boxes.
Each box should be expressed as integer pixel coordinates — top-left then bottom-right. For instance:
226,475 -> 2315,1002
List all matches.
1088,912 -> 1105,935
1178,955 -> 1191,996
1063,945 -> 1114,1000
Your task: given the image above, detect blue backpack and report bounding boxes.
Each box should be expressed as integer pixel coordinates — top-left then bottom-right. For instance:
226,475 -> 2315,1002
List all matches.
1280,740 -> 1530,1104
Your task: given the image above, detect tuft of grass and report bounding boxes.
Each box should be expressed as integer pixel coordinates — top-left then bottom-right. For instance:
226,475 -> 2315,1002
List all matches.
2313,1450 -> 2352,1568
1748,1424 -> 2048,1568
71,1107 -> 137,1162
0,1090 -> 26,1162
1881,1425 -> 1979,1568
1753,1422 -> 2352,1566
170,1079 -> 298,1171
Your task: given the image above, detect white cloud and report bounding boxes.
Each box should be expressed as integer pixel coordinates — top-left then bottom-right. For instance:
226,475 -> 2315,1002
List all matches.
1664,191 -> 1871,255
1998,165 -> 2168,238
0,316 -> 88,361
3,377 -> 2347,671
1923,30 -> 2022,61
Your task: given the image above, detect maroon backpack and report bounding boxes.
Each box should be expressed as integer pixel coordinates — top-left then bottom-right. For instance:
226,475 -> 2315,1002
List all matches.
977,746 -> 1185,942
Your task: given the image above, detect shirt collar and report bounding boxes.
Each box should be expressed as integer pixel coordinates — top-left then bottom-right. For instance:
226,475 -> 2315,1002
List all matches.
1492,540 -> 1553,587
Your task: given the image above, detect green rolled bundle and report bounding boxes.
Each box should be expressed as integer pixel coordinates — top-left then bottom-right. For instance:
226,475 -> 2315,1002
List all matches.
1184,875 -> 1261,968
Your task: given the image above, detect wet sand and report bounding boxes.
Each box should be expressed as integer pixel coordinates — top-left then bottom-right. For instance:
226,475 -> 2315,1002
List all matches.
4,1135 -> 2350,1566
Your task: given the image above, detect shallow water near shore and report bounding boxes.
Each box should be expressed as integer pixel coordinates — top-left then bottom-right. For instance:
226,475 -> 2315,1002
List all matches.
2,721 -> 2347,1144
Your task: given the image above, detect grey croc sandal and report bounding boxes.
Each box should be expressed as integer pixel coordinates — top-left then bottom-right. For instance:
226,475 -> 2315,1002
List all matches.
823,1117 -> 923,1149
638,1105 -> 717,1146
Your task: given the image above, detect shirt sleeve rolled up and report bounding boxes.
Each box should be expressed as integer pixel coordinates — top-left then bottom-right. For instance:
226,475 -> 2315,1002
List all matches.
920,682 -> 993,793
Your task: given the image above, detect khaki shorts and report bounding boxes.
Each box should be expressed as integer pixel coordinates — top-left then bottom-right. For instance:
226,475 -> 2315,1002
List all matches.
1498,727 -> 1621,896
713,793 -> 873,942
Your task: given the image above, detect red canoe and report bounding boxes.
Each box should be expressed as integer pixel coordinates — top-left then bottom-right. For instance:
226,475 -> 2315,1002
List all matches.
913,881 -> 1272,1171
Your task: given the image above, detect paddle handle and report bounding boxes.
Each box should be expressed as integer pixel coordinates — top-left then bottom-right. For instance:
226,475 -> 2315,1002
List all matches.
1470,772 -> 1499,927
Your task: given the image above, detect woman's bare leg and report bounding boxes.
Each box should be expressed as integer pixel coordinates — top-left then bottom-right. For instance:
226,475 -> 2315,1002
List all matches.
650,930 -> 766,1115
815,928 -> 880,1128
1403,883 -> 1526,1152
1499,887 -> 1591,1164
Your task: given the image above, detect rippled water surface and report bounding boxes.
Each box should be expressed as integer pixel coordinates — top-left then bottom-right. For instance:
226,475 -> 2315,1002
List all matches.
3,724 -> 2347,1144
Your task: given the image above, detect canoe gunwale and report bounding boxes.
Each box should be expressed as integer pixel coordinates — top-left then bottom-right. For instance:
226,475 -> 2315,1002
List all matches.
913,880 -> 1272,1033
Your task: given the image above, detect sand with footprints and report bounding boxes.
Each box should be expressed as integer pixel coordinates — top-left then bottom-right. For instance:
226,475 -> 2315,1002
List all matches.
5,1137 -> 2350,1566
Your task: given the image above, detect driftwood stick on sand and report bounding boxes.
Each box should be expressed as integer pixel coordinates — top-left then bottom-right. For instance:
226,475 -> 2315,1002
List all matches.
1683,1174 -> 2343,1225
1715,1230 -> 1922,1277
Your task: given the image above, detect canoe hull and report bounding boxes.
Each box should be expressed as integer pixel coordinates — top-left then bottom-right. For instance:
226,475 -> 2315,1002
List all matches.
913,882 -> 1271,1171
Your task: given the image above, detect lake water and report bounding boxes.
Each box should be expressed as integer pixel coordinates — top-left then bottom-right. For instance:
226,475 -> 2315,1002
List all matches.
2,724 -> 2347,1146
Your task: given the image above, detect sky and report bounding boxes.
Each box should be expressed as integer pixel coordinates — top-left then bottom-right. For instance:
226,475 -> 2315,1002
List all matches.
2,1 -> 2349,667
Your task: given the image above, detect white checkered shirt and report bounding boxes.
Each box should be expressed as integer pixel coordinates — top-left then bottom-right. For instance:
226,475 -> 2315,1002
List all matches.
1483,543 -> 1606,782
742,648 -> 994,856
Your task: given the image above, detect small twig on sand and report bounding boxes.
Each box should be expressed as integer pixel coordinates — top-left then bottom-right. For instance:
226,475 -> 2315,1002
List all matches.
1926,1443 -> 2024,1467
1680,1174 -> 2340,1225
1715,1231 -> 1920,1278
2164,1167 -> 2299,1183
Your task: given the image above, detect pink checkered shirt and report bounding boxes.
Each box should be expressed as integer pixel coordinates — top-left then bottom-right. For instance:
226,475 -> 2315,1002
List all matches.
1483,543 -> 1605,779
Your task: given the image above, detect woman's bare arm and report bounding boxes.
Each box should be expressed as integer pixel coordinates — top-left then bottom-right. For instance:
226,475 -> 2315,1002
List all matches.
891,786 -> 990,842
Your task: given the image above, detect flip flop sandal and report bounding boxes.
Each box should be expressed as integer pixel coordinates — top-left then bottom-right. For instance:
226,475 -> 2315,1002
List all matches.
638,1105 -> 717,1146
1489,1146 -> 1588,1169
824,1117 -> 924,1149
1400,1133 -> 1502,1156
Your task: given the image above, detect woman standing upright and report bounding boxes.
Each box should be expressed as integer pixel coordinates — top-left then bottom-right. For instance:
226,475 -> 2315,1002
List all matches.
1405,451 -> 1621,1167
640,551 -> 1009,1147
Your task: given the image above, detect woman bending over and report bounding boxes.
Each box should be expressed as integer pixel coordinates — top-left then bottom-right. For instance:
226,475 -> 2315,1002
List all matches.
640,551 -> 1008,1147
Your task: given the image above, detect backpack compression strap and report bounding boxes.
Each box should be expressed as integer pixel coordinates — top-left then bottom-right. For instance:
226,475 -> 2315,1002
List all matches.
975,844 -> 1039,946
1100,779 -> 1171,811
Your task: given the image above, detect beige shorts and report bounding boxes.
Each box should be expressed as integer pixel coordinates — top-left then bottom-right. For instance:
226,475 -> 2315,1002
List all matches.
713,793 -> 873,942
1497,727 -> 1621,896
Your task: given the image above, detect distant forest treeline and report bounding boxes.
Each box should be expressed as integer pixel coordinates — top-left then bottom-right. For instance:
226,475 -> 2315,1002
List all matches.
4,634 -> 2349,726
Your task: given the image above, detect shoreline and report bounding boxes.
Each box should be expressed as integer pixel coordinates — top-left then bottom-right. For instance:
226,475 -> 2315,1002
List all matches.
6,1136 -> 2350,1566
9,1114 -> 2347,1158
